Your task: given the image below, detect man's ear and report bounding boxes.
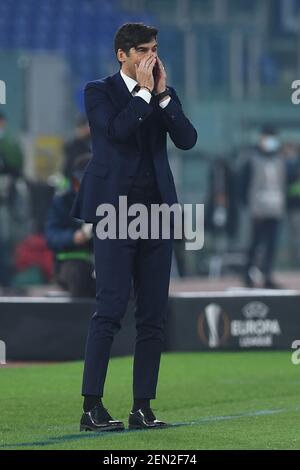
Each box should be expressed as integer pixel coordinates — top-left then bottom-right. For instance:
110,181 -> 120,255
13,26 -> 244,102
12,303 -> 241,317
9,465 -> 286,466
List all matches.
117,49 -> 126,64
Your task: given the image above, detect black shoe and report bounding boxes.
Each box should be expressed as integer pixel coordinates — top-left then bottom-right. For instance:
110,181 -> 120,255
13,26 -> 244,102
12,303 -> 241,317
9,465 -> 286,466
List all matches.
80,404 -> 125,432
128,408 -> 169,430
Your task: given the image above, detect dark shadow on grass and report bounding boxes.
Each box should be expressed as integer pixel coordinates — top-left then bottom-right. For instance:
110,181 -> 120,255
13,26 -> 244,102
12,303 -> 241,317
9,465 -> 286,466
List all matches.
0,424 -> 183,449
0,408 -> 286,449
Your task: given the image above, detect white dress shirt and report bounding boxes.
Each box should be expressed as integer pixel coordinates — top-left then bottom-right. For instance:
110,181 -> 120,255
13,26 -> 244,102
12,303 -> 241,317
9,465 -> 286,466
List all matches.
120,69 -> 171,109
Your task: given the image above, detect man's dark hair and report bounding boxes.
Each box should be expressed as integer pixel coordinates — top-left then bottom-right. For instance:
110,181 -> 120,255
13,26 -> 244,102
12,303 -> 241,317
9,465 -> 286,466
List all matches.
114,23 -> 158,65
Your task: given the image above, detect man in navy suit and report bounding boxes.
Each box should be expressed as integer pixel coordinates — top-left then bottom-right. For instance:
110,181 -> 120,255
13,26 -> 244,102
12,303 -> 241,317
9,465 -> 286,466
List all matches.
72,23 -> 197,432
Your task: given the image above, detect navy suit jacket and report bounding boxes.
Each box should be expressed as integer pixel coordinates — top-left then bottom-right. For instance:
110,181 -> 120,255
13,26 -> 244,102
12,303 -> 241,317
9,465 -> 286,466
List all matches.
71,71 -> 197,222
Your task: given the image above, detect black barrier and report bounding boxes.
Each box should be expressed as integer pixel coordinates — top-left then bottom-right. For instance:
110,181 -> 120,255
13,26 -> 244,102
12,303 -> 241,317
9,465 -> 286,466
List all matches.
0,297 -> 136,361
167,290 -> 300,351
1,290 -> 300,361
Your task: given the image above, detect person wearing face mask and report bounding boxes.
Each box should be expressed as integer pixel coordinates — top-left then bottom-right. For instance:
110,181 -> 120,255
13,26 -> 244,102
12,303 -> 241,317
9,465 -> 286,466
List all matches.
239,125 -> 286,289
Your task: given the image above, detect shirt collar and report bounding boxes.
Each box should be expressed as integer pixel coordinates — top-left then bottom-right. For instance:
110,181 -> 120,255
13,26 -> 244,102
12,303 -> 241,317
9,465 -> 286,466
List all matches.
120,69 -> 138,93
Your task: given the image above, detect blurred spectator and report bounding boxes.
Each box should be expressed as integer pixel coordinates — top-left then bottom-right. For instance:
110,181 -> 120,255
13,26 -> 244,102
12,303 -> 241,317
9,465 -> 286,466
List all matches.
206,157 -> 239,240
63,116 -> 91,180
0,112 -> 23,176
239,125 -> 286,289
14,234 -> 54,287
0,112 -> 31,288
45,154 -> 95,297
0,238 -> 8,288
204,156 -> 240,278
283,142 -> 300,264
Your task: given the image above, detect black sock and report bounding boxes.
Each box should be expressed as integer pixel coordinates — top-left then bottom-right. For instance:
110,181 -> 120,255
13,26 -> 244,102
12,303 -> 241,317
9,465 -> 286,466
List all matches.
132,398 -> 151,413
83,395 -> 103,412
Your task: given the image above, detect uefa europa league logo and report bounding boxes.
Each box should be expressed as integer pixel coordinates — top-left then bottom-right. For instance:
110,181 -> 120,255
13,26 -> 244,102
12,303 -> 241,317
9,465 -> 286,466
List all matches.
0,80 -> 6,104
204,303 -> 222,348
198,303 -> 229,348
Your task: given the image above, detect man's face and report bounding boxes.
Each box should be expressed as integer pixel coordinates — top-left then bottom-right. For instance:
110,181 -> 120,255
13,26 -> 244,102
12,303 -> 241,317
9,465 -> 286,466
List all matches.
118,38 -> 158,79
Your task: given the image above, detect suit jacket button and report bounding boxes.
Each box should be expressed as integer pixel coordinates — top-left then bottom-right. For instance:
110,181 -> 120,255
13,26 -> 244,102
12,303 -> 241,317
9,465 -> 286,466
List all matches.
138,117 -> 143,121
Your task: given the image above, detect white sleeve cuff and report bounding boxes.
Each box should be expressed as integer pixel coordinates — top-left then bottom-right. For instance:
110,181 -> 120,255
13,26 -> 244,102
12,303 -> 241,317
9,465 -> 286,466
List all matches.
135,89 -> 152,104
159,97 -> 171,109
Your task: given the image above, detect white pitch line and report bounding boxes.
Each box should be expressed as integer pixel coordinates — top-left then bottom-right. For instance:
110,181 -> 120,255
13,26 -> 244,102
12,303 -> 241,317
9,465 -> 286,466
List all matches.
1,407 -> 297,449
171,407 -> 291,428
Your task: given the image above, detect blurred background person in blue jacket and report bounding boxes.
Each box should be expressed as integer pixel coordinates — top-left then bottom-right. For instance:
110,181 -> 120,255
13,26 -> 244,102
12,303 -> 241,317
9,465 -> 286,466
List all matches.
45,154 -> 95,297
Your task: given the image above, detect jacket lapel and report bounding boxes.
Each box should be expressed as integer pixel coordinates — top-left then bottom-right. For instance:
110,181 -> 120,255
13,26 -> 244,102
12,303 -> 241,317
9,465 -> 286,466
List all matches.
107,71 -> 158,151
108,71 -> 133,109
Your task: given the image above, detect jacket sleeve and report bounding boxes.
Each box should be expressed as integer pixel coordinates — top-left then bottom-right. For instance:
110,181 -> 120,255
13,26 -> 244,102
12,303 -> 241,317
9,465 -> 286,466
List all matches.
45,197 -> 77,252
84,82 -> 153,143
159,87 -> 198,150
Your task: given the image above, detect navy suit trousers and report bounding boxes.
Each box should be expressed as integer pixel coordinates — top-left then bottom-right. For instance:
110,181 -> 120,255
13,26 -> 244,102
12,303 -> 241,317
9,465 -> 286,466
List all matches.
81,185 -> 174,399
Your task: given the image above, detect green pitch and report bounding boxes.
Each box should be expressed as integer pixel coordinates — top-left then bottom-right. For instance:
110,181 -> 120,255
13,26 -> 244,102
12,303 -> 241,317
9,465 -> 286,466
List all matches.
0,351 -> 299,450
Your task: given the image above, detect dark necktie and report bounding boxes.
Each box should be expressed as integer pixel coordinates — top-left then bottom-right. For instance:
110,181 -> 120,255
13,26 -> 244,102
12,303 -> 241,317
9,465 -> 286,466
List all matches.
132,84 -> 141,94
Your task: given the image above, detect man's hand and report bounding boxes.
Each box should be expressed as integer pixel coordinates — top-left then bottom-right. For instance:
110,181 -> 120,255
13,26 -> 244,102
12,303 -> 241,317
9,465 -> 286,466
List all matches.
73,229 -> 88,245
135,54 -> 156,92
154,57 -> 167,95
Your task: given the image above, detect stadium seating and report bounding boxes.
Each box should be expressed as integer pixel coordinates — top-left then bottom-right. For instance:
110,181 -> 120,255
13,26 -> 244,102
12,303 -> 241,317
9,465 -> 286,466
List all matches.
0,0 -> 159,90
